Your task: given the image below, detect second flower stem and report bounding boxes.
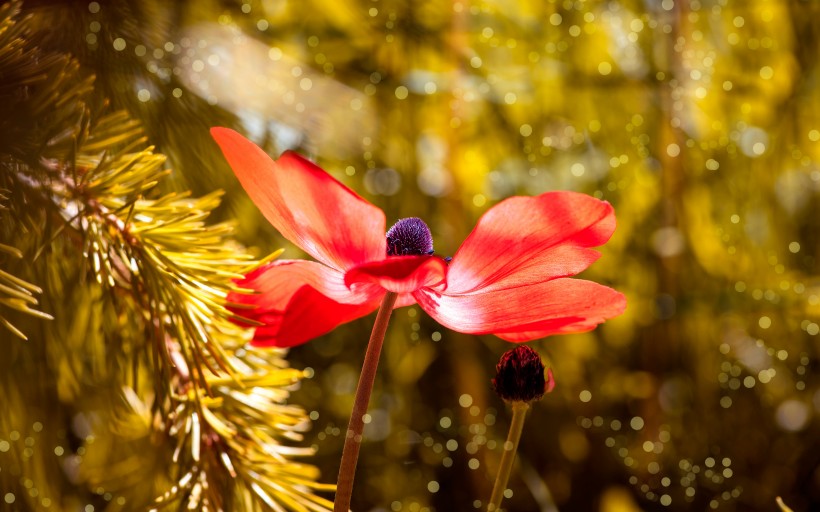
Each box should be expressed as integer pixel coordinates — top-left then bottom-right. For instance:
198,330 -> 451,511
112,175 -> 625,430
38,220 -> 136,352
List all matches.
487,401 -> 530,512
334,291 -> 398,512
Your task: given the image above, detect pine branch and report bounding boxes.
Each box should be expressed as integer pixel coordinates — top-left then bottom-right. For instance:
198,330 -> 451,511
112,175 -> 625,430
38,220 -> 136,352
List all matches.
0,189 -> 54,339
0,3 -> 331,510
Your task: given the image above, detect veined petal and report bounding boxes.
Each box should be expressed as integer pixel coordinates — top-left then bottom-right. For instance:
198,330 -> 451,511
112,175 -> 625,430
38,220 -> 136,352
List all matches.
344,256 -> 448,294
212,128 -> 386,270
447,192 -> 615,294
249,290 -> 382,348
414,278 -> 626,342
227,260 -> 384,347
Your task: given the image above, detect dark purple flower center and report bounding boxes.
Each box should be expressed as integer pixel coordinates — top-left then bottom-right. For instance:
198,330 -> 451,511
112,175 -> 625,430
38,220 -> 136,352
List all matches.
386,217 -> 434,256
492,345 -> 548,402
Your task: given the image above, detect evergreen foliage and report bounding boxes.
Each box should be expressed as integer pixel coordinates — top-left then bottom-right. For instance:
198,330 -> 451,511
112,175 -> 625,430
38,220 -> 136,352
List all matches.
0,3 -> 331,510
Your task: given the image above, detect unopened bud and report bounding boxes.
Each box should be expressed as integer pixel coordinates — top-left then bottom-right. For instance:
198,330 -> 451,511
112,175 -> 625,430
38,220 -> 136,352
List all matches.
492,345 -> 555,402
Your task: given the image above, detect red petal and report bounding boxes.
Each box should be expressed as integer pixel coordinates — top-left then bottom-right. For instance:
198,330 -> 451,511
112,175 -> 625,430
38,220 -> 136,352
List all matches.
211,128 -> 386,270
447,192 -> 615,294
414,278 -> 625,341
228,260 -> 384,347
344,256 -> 448,294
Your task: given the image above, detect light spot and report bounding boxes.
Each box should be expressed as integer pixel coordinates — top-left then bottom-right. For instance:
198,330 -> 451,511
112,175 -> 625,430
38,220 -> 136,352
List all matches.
88,2 -> 100,14
257,19 -> 269,31
809,130 -> 820,142
459,394 -> 473,407
504,92 -> 517,104
440,417 -> 452,429
113,38 -> 126,51
571,163 -> 585,177
630,417 -> 645,430
172,88 -> 182,98
4,493 -> 14,504
468,458 -> 480,469
428,481 -> 440,493
137,89 -> 151,102
739,126 -> 769,157
776,400 -> 809,431
789,242 -> 800,253
598,62 -> 612,75
666,143 -> 680,157
758,316 -> 771,329
472,194 -> 486,207
424,82 -> 437,94
579,390 -> 592,403
759,66 -> 774,80
395,86 -> 409,99
550,13 -> 562,26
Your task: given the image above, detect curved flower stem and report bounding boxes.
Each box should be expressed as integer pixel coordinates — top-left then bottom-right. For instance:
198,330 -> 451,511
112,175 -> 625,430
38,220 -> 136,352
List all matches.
334,291 -> 399,512
487,401 -> 530,512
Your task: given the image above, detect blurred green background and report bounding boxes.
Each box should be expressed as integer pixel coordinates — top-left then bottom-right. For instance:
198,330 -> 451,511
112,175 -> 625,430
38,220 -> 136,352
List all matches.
5,0 -> 820,510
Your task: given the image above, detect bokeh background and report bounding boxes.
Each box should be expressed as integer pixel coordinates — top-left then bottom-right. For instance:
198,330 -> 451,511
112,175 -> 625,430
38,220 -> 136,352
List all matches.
1,0 -> 819,511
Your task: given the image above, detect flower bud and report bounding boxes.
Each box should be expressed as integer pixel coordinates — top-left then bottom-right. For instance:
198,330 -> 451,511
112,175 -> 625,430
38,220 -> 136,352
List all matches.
492,345 -> 555,402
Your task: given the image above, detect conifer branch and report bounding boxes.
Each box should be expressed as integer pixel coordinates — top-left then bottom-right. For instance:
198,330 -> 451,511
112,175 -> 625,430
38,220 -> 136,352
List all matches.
0,2 -> 331,509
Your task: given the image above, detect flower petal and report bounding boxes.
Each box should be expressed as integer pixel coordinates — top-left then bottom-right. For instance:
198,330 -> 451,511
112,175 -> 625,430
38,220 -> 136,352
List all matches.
344,256 -> 448,294
212,128 -> 386,270
447,192 -> 615,294
228,260 -> 384,347
414,278 -> 626,341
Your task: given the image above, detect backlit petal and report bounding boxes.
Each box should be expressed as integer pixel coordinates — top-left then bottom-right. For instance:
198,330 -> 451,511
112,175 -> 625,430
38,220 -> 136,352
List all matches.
212,128 -> 386,270
447,192 -> 615,294
415,278 -> 626,341
228,260 -> 384,347
344,256 -> 448,294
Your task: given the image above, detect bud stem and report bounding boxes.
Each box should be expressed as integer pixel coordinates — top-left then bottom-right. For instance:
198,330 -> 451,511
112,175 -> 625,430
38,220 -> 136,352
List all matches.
334,291 -> 398,512
487,401 -> 530,512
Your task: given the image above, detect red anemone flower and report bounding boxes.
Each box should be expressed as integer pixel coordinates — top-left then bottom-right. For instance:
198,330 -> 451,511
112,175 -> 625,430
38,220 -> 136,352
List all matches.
212,128 -> 626,348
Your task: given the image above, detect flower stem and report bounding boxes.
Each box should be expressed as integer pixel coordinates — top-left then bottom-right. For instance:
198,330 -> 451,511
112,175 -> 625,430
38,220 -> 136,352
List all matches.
487,401 -> 530,512
334,291 -> 398,512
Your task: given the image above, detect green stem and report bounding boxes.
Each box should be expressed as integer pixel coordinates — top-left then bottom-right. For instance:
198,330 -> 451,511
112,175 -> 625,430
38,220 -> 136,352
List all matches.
334,291 -> 398,512
487,401 -> 530,512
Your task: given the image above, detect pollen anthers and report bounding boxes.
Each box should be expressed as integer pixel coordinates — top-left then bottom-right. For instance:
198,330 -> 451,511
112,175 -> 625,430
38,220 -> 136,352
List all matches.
386,217 -> 434,256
